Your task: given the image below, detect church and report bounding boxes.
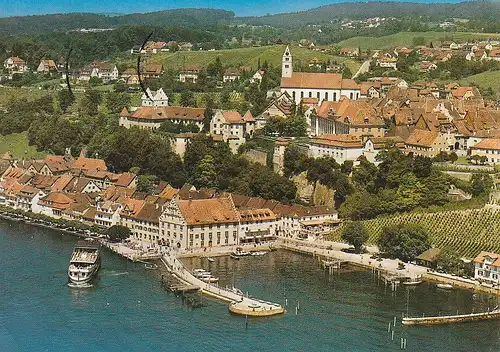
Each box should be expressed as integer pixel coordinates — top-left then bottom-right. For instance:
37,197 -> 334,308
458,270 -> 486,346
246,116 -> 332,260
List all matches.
280,46 -> 361,105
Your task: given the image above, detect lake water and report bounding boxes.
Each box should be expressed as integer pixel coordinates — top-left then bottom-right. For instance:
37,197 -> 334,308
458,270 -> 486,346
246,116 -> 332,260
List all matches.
1,220 -> 499,351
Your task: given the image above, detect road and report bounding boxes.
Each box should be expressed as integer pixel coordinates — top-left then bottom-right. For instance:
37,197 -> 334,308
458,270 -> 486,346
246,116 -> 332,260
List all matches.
352,60 -> 371,79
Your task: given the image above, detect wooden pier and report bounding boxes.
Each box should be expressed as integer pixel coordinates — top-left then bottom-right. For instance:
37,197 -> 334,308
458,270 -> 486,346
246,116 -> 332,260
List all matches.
402,308 -> 500,326
168,284 -> 200,294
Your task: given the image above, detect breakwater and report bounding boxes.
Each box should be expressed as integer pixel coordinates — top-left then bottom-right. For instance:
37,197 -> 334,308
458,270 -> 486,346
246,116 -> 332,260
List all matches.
402,309 -> 500,326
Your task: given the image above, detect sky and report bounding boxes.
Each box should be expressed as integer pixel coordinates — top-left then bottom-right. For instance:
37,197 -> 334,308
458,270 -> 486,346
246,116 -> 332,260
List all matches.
0,0 -> 468,18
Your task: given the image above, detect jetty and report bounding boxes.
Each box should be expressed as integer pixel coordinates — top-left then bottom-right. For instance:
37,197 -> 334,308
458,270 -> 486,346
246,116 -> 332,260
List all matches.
161,254 -> 285,317
402,308 -> 500,326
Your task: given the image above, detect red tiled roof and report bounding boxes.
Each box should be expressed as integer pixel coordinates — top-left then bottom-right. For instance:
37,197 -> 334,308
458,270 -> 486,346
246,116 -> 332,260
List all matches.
471,138 -> 500,150
310,134 -> 364,148
177,198 -> 239,225
129,106 -> 205,121
74,157 -> 107,172
473,251 -> 500,267
405,130 -> 439,147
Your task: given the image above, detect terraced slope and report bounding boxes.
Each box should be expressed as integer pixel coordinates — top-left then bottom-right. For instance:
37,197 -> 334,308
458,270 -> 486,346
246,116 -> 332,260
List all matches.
330,207 -> 500,258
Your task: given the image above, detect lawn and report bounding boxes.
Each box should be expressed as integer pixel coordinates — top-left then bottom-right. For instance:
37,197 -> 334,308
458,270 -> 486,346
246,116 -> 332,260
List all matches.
117,45 -> 362,75
0,132 -> 46,159
336,31 -> 500,50
459,69 -> 500,94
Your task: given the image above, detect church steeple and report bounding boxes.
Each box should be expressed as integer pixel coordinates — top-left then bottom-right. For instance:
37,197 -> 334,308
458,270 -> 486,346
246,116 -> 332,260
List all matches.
282,45 -> 292,78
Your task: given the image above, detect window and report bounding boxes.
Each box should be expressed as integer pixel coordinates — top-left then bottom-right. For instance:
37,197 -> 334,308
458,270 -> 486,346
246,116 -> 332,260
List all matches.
285,64 -> 289,68
308,92 -> 312,98
317,92 -> 320,99
325,92 -> 329,101
333,92 -> 337,101
350,92 -> 353,99
300,92 -> 304,99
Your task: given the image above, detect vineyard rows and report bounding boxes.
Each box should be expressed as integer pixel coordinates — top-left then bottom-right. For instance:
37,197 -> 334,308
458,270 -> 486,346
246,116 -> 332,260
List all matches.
330,207 -> 500,258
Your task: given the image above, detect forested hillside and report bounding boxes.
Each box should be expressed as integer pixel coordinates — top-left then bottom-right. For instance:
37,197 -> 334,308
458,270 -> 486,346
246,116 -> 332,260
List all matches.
1,2 -> 500,35
240,1 -> 500,28
0,9 -> 235,35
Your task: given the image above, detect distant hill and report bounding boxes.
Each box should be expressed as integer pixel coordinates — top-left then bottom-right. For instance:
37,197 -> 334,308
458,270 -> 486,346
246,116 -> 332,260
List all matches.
0,8 -> 235,35
1,2 -> 500,36
239,1 -> 500,28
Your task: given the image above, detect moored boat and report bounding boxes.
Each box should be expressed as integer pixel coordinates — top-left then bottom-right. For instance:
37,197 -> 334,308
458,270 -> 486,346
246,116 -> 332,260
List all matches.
437,283 -> 453,290
207,257 -> 215,262
145,263 -> 158,270
403,280 -> 423,286
68,240 -> 101,286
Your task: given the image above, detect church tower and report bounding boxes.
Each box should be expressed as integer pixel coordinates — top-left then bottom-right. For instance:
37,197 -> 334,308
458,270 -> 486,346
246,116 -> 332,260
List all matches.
282,45 -> 292,78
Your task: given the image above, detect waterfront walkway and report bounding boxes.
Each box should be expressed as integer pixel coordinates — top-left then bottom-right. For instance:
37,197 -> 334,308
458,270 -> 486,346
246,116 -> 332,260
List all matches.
278,238 -> 428,280
161,254 -> 285,317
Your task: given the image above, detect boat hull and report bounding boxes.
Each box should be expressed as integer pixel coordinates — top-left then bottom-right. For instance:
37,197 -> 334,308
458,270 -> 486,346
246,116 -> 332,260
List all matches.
68,260 -> 100,285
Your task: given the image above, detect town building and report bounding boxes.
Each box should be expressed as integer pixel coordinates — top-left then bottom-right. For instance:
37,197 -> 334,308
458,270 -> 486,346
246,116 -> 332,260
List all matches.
119,106 -> 205,131
470,139 -> 500,164
159,197 -> 240,249
4,57 -> 28,73
404,130 -> 454,157
36,60 -> 58,74
473,251 -> 500,286
140,88 -> 169,107
250,70 -> 265,84
308,134 -> 364,163
179,65 -> 200,83
280,46 -> 360,104
223,68 -> 241,82
210,110 -> 256,153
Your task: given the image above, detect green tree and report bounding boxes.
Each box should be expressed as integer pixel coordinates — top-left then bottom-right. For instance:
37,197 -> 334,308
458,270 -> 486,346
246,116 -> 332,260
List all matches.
105,92 -> 131,113
180,90 -> 196,107
377,224 -> 431,262
202,94 -> 216,132
58,89 -> 75,113
106,225 -> 131,243
449,151 -> 458,164
470,173 -> 493,196
341,221 -> 369,253
79,90 -> 102,116
136,174 -> 157,194
193,155 -> 217,189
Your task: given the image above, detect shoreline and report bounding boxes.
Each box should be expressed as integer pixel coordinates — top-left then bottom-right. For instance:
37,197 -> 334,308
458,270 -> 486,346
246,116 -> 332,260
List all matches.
1,208 -> 498,297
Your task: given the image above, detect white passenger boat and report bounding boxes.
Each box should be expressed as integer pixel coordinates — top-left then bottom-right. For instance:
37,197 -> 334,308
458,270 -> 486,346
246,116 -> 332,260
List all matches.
207,257 -> 215,262
403,280 -> 423,286
250,251 -> 267,256
68,241 -> 101,286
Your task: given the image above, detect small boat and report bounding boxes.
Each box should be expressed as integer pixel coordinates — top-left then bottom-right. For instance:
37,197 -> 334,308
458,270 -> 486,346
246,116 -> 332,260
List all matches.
403,280 -> 422,286
207,257 -> 215,262
437,283 -> 453,290
250,251 -> 267,256
200,275 -> 219,283
193,268 -> 208,274
230,254 -> 240,260
145,263 -> 158,270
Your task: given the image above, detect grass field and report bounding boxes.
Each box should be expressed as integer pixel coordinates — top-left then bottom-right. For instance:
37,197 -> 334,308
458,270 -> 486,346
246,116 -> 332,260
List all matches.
460,70 -> 500,93
0,87 -> 50,106
118,45 -> 362,74
329,208 -> 500,258
336,31 -> 500,50
0,132 -> 46,159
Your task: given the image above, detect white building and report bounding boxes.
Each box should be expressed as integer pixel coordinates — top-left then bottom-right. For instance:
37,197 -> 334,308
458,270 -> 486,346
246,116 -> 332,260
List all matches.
4,57 -> 28,73
473,251 -> 500,286
308,134 -> 364,164
91,62 -> 119,82
159,197 -> 240,249
141,88 -> 169,107
210,110 -> 256,153
250,70 -> 265,84
280,46 -> 361,105
179,66 -> 200,83
239,208 -> 277,244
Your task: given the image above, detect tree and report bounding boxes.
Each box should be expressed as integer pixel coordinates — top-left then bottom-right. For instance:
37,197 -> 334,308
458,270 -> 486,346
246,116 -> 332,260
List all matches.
106,225 -> 131,242
377,224 -> 431,262
470,173 -> 493,196
449,151 -> 458,164
193,155 -> 217,189
79,90 -> 102,116
180,90 -> 196,107
106,92 -> 131,113
412,36 -> 426,46
58,89 -> 75,113
202,94 -> 216,132
341,221 -> 369,253
136,174 -> 157,194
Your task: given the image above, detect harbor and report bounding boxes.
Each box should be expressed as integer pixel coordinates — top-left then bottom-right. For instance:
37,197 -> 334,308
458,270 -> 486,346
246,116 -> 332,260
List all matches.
402,308 -> 500,326
1,220 -> 500,351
